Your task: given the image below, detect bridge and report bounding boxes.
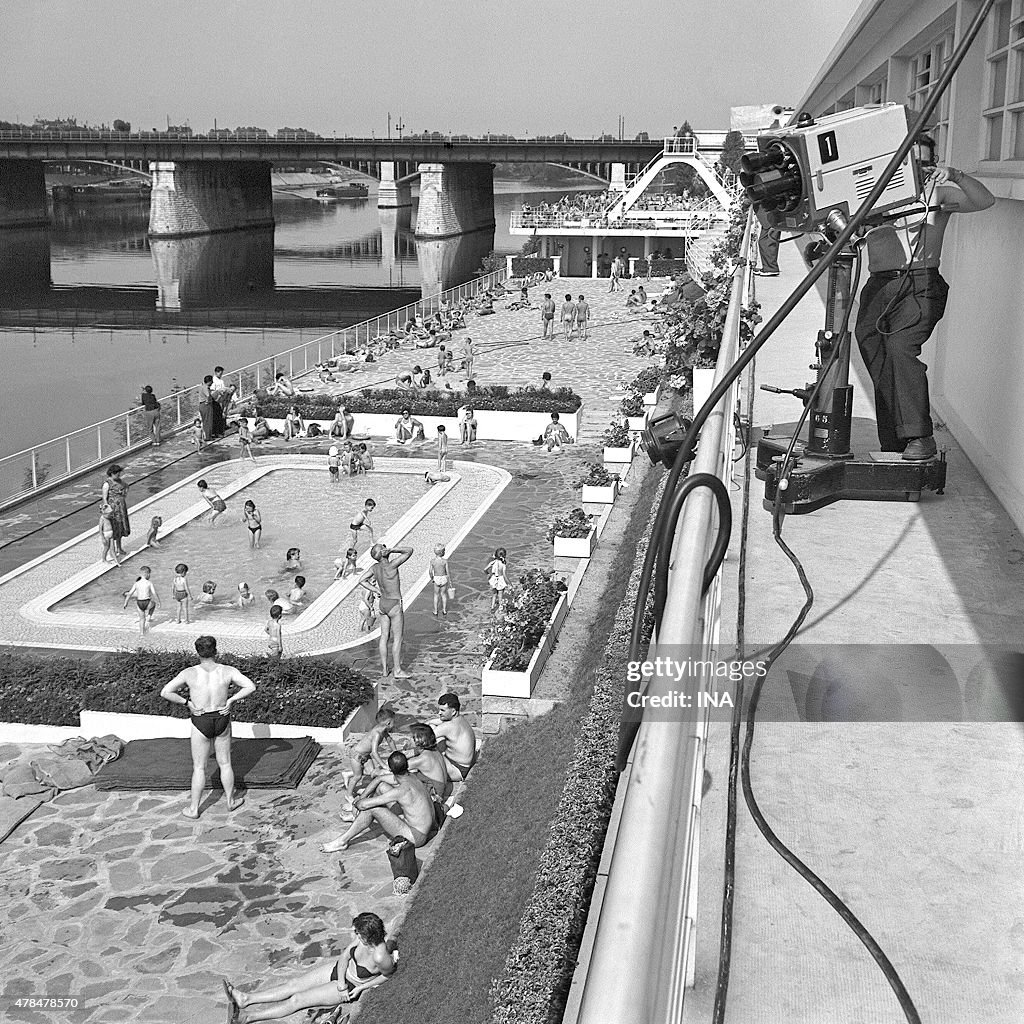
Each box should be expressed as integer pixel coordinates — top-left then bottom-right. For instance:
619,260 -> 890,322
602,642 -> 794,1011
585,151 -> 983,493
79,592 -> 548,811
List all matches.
0,131 -> 663,240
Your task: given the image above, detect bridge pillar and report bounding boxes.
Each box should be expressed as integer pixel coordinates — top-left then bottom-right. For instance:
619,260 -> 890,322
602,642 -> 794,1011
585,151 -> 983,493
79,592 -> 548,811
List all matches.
610,163 -> 626,192
0,160 -> 49,228
377,162 -> 412,209
148,161 -> 274,238
414,162 -> 495,239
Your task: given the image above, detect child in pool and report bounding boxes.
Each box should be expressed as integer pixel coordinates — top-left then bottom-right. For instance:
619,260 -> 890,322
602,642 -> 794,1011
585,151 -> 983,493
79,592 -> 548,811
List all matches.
485,547 -> 508,611
358,589 -> 378,633
198,580 -> 218,606
349,499 -> 376,551
197,480 -> 227,524
284,548 -> 302,571
327,446 -> 342,484
241,500 -> 262,549
98,503 -> 121,565
358,443 -> 374,472
237,582 -> 255,609
335,546 -> 359,580
123,567 -> 159,635
429,543 -> 453,617
342,441 -> 358,476
288,576 -> 307,607
171,563 -> 192,624
146,516 -> 163,548
265,589 -> 294,615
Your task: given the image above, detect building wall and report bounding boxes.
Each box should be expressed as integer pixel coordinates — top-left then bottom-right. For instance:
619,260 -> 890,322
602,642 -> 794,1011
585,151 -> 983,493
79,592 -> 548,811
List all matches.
798,0 -> 1024,530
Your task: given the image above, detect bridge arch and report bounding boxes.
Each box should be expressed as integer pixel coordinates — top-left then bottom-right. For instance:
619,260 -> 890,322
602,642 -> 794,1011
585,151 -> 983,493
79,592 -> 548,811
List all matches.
42,159 -> 152,180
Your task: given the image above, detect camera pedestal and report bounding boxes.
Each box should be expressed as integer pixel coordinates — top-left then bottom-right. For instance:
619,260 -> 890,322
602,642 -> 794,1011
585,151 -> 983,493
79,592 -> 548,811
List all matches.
755,434 -> 947,513
754,244 -> 947,514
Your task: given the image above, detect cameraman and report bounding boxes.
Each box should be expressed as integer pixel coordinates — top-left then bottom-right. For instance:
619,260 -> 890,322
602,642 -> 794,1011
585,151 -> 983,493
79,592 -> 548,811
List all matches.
855,164 -> 993,460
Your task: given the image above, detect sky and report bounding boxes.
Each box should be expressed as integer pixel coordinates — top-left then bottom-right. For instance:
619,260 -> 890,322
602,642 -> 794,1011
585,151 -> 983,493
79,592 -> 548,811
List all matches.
2,0 -> 863,136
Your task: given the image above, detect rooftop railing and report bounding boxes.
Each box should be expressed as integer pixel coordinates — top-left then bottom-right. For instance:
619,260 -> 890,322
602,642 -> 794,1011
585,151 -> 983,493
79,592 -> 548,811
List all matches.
0,269 -> 507,513
565,213 -> 755,1024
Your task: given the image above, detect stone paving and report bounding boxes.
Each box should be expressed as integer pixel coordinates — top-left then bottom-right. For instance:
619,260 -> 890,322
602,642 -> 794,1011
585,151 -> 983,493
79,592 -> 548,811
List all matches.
0,275 -> 665,1022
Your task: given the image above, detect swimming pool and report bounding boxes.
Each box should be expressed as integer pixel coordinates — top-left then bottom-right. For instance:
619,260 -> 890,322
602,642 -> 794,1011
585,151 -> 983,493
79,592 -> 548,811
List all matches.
2,456 -> 510,655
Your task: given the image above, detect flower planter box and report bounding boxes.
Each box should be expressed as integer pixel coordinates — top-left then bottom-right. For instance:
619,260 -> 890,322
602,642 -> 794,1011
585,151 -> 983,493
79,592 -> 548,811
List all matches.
642,385 -> 661,408
581,481 -> 619,504
552,527 -> 597,559
481,594 -> 569,699
692,367 -> 716,414
603,442 -> 635,465
626,414 -> 648,432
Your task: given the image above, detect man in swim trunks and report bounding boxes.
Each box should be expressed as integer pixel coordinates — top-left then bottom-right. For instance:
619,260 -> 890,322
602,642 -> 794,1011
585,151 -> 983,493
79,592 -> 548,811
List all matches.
433,692 -> 478,782
322,751 -> 443,852
160,635 -> 257,819
359,542 -> 413,678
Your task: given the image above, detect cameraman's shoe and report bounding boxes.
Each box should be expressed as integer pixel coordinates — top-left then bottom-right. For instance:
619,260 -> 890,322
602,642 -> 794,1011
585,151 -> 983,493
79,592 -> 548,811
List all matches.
753,269 -> 779,277
901,437 -> 937,461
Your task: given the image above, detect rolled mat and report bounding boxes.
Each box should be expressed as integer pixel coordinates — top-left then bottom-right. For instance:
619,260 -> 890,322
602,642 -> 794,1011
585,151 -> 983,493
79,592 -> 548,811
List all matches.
94,737 -> 320,791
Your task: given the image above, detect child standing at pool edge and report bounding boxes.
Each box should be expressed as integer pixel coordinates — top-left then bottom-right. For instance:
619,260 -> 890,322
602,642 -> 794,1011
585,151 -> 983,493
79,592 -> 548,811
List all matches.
98,503 -> 121,565
265,605 -> 284,660
436,424 -> 448,473
485,547 -> 508,612
429,543 -> 454,617
171,563 -> 192,624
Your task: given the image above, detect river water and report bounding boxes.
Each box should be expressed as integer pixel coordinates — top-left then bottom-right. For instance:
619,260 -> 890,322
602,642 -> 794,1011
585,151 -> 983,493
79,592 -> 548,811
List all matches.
0,181 -> 599,460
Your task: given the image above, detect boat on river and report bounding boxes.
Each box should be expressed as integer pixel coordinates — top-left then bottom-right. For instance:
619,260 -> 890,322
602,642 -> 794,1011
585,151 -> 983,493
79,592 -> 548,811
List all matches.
51,179 -> 151,204
315,182 -> 369,201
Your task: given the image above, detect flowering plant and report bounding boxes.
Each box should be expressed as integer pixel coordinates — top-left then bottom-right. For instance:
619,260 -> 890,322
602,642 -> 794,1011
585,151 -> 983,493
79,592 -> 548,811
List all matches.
601,420 -> 631,448
547,507 -> 594,543
624,365 -> 664,397
571,462 -> 617,489
619,393 -> 645,417
481,569 -> 567,671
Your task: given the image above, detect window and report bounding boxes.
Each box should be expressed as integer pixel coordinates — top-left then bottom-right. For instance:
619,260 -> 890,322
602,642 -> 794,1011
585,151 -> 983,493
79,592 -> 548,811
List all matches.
982,0 -> 1024,161
907,32 -> 953,158
866,79 -> 887,105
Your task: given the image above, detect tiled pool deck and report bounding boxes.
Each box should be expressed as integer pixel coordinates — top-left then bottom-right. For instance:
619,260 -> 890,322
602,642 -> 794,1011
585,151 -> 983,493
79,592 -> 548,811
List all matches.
0,276 -> 666,1022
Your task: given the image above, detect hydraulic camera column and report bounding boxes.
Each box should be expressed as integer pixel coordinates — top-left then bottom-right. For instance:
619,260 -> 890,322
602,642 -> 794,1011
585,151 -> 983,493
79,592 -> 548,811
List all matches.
753,240 -> 947,513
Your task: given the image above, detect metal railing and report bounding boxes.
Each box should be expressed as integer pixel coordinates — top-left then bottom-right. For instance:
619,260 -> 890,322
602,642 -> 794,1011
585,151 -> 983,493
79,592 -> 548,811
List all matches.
0,268 -> 507,512
566,213 -> 754,1024
510,206 -> 729,234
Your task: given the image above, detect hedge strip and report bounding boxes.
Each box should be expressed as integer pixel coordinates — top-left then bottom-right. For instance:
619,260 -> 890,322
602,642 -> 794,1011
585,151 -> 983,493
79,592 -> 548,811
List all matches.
256,385 -> 583,421
489,475 -> 664,1024
0,649 -> 372,728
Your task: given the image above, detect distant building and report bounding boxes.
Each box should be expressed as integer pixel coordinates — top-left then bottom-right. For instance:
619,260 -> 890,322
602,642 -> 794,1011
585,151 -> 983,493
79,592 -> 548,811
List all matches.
730,105 -> 795,131
166,124 -> 192,136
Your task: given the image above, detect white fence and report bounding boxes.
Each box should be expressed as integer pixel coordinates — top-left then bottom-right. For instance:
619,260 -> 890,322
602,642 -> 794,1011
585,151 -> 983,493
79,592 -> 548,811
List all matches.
0,269 -> 507,512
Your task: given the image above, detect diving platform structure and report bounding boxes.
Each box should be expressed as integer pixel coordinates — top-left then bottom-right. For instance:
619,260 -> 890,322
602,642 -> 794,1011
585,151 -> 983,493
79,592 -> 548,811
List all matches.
509,136 -> 746,279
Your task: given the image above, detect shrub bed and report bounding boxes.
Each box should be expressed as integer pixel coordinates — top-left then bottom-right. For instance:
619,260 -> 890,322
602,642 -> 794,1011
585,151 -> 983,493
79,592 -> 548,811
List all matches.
490,476 -> 664,1024
256,385 -> 582,421
0,649 -> 373,727
481,569 -> 567,672
511,256 -> 554,276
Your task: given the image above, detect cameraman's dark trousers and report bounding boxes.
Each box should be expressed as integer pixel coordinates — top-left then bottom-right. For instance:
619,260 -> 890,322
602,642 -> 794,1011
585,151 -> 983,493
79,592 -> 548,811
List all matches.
757,227 -> 780,273
855,268 -> 949,451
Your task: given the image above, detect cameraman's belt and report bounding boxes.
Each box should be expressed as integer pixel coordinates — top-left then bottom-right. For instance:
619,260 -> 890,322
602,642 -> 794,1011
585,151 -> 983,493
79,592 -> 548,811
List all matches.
871,268 -> 940,279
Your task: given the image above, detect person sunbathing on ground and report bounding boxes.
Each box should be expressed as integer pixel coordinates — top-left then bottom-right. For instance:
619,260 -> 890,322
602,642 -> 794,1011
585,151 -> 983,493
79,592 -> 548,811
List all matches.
431,692 -> 478,782
395,368 -> 416,391
406,723 -> 453,804
321,751 -> 444,852
414,329 -> 441,349
267,372 -> 295,397
224,912 -> 395,1023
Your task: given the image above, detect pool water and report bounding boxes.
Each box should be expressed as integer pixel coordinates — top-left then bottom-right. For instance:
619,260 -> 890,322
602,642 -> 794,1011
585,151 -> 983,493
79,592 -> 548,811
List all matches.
57,468 -> 423,616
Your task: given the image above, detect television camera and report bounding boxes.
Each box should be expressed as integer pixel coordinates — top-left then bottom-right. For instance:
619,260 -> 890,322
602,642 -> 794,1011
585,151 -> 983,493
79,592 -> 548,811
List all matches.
739,104 -> 947,514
